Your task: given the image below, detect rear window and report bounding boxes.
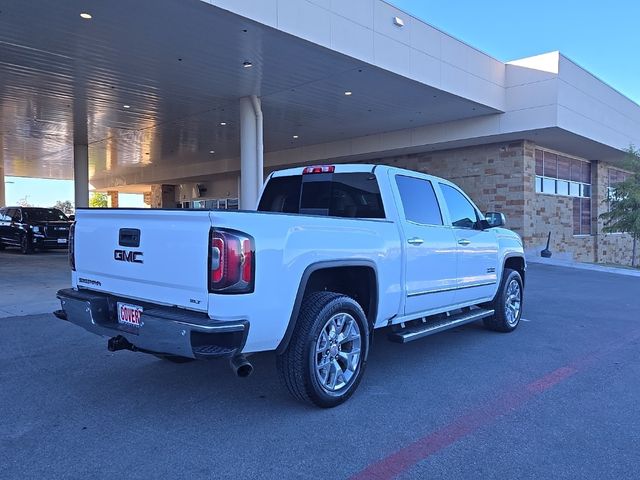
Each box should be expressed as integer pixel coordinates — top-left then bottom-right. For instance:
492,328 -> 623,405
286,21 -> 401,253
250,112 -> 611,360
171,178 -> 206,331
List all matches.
258,172 -> 385,219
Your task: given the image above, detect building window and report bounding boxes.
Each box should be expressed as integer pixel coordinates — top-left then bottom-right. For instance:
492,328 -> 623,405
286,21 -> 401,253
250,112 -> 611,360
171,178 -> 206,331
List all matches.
534,149 -> 591,199
535,148 -> 592,236
572,198 -> 591,235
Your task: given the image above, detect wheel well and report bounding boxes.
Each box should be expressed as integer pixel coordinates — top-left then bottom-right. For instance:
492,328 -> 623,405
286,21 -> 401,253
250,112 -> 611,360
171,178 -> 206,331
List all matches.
304,266 -> 378,328
504,256 -> 525,285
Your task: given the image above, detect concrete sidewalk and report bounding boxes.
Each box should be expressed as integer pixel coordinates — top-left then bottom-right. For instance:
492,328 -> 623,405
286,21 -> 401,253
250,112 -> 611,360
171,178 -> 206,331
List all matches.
527,255 -> 640,278
0,250 -> 70,318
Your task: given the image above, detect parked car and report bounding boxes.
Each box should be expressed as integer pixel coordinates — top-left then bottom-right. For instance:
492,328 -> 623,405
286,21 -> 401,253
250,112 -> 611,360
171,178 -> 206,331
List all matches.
55,164 -> 525,407
0,207 -> 72,254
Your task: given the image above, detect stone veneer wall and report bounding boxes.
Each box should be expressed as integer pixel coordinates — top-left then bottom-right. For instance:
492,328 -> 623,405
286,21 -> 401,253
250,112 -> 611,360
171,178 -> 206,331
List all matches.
150,184 -> 176,208
371,140 -> 634,265
593,161 -> 635,265
528,192 -> 596,261
371,141 -> 528,238
520,144 -> 634,264
524,143 -> 595,262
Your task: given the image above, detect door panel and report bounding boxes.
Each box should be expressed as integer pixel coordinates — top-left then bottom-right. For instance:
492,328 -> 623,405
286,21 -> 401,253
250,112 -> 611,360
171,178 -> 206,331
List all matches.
403,223 -> 458,314
393,174 -> 458,316
0,209 -> 8,242
451,228 -> 498,303
439,183 -> 499,305
9,209 -> 22,244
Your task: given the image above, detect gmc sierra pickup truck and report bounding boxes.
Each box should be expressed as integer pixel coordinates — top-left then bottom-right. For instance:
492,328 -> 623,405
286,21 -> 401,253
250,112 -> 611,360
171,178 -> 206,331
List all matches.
56,164 -> 525,407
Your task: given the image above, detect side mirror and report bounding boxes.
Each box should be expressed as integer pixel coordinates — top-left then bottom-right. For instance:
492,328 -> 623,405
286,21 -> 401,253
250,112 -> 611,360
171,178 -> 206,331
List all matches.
68,215 -> 75,221
485,212 -> 506,228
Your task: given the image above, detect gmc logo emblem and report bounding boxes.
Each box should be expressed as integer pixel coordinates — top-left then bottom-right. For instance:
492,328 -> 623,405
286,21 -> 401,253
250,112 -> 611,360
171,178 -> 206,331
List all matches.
114,250 -> 144,264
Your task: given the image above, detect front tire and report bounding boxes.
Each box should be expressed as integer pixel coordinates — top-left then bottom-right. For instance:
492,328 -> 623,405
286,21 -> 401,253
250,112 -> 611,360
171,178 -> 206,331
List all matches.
277,291 -> 370,408
483,268 -> 523,332
20,234 -> 33,255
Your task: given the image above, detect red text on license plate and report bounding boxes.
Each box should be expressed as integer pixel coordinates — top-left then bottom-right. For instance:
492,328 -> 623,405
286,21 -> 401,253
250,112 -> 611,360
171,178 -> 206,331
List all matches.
117,302 -> 143,327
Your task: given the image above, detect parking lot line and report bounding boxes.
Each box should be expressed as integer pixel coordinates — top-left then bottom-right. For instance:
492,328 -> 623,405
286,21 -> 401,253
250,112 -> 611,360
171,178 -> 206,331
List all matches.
350,328 -> 640,480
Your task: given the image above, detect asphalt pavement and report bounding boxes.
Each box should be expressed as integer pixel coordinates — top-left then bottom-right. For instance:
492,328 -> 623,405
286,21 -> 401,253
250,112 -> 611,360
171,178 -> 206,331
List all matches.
1,261 -> 639,479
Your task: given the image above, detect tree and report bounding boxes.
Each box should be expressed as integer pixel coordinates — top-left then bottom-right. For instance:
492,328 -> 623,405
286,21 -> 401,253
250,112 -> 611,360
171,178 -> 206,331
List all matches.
600,145 -> 640,267
89,192 -> 108,208
16,196 -> 32,207
53,200 -> 74,215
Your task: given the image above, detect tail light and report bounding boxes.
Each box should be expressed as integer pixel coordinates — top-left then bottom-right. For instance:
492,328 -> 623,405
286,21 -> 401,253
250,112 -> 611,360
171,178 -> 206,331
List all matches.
209,228 -> 255,294
69,222 -> 76,271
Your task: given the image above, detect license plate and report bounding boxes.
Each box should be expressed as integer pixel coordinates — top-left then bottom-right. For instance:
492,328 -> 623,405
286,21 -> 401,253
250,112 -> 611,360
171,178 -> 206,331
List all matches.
57,238 -> 68,244
117,302 -> 143,328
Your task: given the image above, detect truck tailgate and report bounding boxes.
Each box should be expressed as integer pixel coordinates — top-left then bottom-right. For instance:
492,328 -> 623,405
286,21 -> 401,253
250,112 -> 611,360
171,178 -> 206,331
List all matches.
73,209 -> 212,312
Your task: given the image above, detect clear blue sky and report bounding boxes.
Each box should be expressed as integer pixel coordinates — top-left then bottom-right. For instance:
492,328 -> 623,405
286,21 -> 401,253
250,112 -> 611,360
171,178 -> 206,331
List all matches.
5,177 -> 144,208
391,0 -> 640,104
5,1 -> 639,205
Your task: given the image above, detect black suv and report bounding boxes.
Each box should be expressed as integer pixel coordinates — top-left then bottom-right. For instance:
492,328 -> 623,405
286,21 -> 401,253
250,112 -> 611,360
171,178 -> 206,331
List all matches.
0,207 -> 72,254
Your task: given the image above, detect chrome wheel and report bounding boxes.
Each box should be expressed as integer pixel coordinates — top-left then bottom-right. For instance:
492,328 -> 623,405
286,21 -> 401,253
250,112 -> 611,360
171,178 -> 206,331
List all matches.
314,312 -> 362,393
504,279 -> 521,326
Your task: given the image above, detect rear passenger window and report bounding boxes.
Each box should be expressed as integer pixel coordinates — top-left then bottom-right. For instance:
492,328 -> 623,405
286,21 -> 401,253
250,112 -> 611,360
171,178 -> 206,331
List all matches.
440,184 -> 478,229
395,175 -> 443,225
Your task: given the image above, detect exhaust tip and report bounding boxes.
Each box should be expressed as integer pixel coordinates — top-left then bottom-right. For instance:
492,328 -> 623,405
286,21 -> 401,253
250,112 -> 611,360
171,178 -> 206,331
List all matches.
236,363 -> 253,378
230,355 -> 253,378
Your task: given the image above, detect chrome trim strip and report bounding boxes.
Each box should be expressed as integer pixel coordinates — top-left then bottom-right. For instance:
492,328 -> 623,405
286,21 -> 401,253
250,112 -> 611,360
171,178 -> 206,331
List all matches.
407,281 -> 497,297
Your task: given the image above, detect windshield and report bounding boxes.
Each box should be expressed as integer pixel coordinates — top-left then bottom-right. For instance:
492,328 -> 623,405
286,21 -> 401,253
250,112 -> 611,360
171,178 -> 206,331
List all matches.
22,208 -> 69,222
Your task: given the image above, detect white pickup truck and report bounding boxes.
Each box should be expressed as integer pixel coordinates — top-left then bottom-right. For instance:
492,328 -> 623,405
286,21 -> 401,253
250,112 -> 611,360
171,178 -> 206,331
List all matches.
56,164 -> 525,407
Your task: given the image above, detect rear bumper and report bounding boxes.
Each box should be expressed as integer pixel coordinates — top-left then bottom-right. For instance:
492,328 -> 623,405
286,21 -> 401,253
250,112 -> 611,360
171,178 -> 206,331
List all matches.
56,288 -> 248,359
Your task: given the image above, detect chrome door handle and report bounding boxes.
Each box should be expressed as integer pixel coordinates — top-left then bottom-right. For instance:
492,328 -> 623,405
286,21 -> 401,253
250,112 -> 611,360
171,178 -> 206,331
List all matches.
407,237 -> 424,245
458,239 -> 471,246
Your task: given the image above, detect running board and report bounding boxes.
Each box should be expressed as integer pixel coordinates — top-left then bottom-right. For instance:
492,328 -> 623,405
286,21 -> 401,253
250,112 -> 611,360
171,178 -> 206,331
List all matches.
388,308 -> 495,344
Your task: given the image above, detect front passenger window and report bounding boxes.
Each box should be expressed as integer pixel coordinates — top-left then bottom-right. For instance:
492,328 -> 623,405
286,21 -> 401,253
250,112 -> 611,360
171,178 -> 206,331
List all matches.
440,184 -> 478,229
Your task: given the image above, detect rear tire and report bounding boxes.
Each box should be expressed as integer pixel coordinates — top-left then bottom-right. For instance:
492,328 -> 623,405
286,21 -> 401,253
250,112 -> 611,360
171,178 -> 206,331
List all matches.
483,268 -> 523,332
277,291 -> 370,408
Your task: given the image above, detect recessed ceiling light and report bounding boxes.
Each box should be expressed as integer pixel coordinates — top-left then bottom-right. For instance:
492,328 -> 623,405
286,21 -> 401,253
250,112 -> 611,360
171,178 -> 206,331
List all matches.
123,105 -> 130,109
293,135 -> 299,139
209,150 -> 215,154
344,91 -> 353,96
243,61 -> 253,68
220,122 -> 227,126
80,12 -> 92,19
